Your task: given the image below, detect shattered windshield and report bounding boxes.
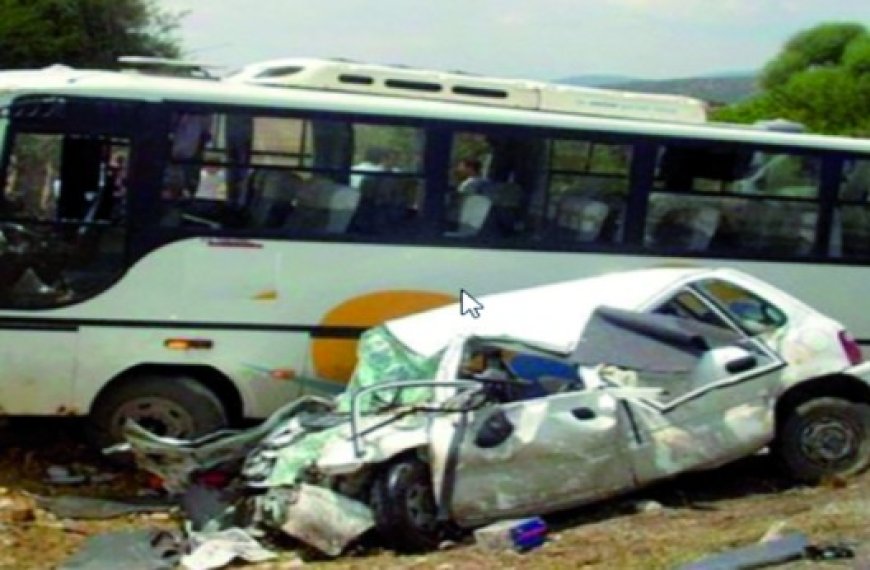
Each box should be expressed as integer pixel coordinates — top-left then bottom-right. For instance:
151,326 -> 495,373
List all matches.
335,327 -> 443,414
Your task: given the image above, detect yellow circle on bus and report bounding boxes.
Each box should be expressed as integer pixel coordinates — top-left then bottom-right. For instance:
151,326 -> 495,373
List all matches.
312,290 -> 456,382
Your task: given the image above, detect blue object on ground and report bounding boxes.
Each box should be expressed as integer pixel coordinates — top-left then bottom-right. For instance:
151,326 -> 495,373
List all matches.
510,516 -> 548,551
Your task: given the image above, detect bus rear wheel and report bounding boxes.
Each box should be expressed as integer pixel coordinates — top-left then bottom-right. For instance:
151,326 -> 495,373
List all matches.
88,374 -> 229,451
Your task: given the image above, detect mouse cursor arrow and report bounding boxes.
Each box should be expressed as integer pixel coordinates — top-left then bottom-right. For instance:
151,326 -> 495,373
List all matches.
460,289 -> 484,319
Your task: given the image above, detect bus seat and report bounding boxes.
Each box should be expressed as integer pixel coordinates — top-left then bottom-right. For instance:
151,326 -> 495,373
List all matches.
829,209 -> 843,257
459,194 -> 492,235
685,206 -> 720,251
448,194 -> 492,237
487,182 -> 523,235
840,161 -> 870,201
796,209 -> 817,255
248,169 -> 303,228
839,206 -> 870,257
325,185 -> 361,233
488,182 -> 522,209
555,196 -> 609,242
648,202 -> 720,251
742,202 -> 815,255
350,176 -> 410,235
283,178 -> 329,233
349,176 -> 381,234
740,201 -> 770,250
283,179 -> 360,234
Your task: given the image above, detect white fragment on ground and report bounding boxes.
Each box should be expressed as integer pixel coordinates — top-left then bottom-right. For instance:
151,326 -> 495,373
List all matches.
635,500 -> 665,514
181,527 -> 276,570
758,520 -> 797,543
45,465 -> 86,485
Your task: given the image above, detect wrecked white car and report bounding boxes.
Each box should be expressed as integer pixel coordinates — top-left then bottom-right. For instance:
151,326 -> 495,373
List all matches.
117,268 -> 870,555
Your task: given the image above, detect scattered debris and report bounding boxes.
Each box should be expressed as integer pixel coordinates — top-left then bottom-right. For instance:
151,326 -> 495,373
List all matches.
60,528 -> 183,570
45,465 -> 119,486
181,528 -> 276,570
804,543 -> 856,562
46,465 -> 87,485
257,484 -> 375,557
758,520 -> 799,543
34,495 -> 175,520
474,517 -> 548,552
678,532 -> 809,570
180,484 -> 236,533
634,500 -> 666,514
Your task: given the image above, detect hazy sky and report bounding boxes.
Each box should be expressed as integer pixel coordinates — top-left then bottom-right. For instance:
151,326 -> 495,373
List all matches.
159,1 -> 869,80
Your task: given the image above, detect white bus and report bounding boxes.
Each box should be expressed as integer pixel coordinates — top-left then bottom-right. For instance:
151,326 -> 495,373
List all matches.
1,59 -> 869,446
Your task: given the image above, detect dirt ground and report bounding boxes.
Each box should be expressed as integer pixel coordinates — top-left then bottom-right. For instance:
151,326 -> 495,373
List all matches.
0,417 -> 868,570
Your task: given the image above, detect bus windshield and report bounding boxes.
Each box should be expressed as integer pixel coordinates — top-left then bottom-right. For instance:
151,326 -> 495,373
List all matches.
0,97 -> 131,309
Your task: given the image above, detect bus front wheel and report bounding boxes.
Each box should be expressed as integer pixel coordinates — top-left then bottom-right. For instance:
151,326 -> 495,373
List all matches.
88,374 -> 229,451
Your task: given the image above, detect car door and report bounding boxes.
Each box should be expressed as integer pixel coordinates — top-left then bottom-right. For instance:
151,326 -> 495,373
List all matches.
436,388 -> 636,527
625,284 -> 787,484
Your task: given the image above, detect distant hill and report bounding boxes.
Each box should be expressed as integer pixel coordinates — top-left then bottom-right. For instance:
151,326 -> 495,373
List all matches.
557,72 -> 759,104
556,74 -> 638,87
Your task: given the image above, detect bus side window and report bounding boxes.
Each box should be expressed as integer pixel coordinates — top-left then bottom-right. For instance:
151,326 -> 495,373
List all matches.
347,123 -> 426,238
646,143 -> 820,257
833,159 -> 870,258
537,139 -> 631,245
444,132 -> 542,242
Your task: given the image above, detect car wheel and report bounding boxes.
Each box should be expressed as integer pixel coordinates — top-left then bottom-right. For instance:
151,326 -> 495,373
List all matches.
370,457 -> 443,552
88,374 -> 229,451
775,397 -> 870,483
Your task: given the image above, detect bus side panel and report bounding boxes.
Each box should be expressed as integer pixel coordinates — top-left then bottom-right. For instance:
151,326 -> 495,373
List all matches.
0,327 -> 77,415
71,326 -> 312,418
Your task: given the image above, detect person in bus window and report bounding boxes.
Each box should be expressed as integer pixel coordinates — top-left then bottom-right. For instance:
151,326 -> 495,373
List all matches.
350,146 -> 389,189
170,113 -> 212,196
455,157 -> 487,194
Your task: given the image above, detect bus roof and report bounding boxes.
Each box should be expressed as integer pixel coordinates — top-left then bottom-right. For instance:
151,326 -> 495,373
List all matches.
225,58 -> 708,124
1,64 -> 869,155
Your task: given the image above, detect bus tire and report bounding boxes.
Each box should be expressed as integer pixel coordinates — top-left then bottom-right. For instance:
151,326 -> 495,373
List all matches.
774,397 -> 870,484
87,374 -> 229,452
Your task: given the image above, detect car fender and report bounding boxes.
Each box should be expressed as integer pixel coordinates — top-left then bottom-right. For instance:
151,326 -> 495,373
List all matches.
843,361 -> 870,386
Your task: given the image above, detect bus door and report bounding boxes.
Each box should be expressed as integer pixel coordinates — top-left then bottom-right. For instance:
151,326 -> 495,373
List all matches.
0,97 -> 144,414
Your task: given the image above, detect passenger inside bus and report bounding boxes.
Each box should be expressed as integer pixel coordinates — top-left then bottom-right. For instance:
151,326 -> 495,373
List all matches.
350,146 -> 391,189
169,113 -> 213,197
455,158 -> 488,195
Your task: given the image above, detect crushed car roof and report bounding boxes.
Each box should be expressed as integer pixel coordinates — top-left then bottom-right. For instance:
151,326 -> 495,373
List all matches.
386,267 -> 713,358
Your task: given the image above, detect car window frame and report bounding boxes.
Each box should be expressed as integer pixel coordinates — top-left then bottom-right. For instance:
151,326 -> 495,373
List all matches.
638,282 -> 787,410
690,278 -> 788,337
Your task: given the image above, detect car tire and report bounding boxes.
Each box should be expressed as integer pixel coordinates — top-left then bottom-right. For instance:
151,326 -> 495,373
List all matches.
87,374 -> 229,452
774,397 -> 870,484
369,457 -> 443,552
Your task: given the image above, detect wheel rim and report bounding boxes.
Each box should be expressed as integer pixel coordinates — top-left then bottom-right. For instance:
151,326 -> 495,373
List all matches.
405,480 -> 437,532
799,415 -> 859,468
111,397 -> 197,438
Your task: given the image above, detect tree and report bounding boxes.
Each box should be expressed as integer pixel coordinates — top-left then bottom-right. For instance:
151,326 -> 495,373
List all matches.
0,0 -> 182,69
713,23 -> 870,136
760,23 -> 866,89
